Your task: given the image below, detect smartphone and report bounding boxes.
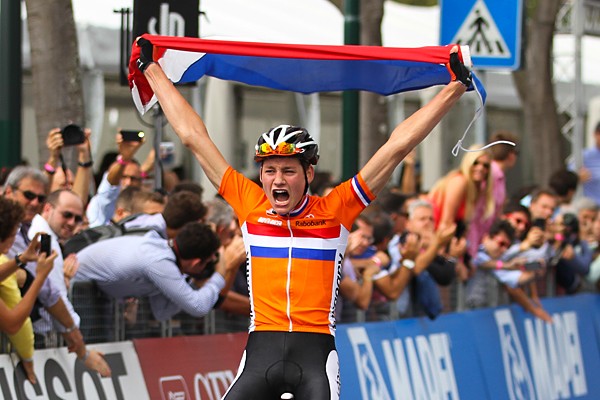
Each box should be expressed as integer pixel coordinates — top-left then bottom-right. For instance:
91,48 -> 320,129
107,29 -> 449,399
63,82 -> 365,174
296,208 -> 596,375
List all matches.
455,220 -> 467,238
40,234 -> 51,255
120,130 -> 145,142
531,218 -> 546,230
399,231 -> 409,245
524,260 -> 543,271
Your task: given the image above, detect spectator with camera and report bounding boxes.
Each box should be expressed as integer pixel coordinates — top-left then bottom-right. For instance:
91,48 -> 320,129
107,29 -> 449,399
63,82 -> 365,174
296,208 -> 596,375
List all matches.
86,131 -> 147,228
29,189 -> 116,368
0,196 -> 59,384
336,214 -> 382,322
521,188 -> 557,254
44,126 -> 94,206
3,169 -> 110,376
502,203 -> 531,242
374,191 -> 413,315
497,190 -> 558,306
348,209 -> 418,321
202,198 -> 249,316
552,211 -> 594,294
73,222 -> 238,321
405,199 -> 466,319
466,219 -> 551,322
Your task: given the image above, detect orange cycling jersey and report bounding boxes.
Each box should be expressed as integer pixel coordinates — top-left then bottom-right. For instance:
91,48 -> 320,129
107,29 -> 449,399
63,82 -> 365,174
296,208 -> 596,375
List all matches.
219,167 -> 375,336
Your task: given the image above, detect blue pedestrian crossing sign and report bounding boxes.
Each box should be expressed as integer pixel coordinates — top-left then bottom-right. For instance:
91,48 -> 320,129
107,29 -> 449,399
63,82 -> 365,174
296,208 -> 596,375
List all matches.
440,0 -> 523,70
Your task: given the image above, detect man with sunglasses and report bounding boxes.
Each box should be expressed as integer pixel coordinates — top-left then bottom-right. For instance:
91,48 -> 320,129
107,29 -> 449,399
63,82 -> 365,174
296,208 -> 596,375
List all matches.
3,168 -> 111,376
28,190 -> 85,336
467,218 -> 552,322
136,37 -> 471,399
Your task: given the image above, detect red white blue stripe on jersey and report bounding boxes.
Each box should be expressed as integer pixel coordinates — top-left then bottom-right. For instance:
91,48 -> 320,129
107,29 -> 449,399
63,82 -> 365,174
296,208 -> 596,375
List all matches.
351,176 -> 372,208
250,245 -> 338,261
247,221 -> 341,239
129,34 -> 486,114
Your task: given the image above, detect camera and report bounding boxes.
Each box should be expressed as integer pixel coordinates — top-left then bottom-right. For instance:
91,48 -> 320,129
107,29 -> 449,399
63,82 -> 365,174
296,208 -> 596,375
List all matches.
187,259 -> 217,281
561,213 -> 579,244
61,124 -> 86,146
120,130 -> 145,142
40,234 -> 51,255
523,260 -> 543,271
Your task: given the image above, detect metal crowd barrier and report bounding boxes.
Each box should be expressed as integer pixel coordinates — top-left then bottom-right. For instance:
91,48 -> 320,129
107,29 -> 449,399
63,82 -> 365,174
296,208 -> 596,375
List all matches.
0,265 -> 589,356
67,281 -> 251,343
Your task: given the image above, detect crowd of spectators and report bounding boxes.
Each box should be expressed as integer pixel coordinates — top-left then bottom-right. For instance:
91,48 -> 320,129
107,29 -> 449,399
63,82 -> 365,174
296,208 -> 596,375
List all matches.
1,125 -> 600,381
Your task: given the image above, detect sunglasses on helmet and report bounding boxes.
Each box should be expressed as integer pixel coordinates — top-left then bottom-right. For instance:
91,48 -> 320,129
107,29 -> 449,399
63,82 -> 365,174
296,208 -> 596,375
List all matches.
256,142 -> 304,158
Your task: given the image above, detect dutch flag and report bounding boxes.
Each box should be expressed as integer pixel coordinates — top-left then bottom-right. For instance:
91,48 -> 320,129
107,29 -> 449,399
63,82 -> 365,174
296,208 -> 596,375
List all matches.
128,34 -> 485,115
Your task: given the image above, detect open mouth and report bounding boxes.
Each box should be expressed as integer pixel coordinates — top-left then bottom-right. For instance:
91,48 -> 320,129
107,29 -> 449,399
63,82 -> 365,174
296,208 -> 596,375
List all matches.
273,189 -> 290,203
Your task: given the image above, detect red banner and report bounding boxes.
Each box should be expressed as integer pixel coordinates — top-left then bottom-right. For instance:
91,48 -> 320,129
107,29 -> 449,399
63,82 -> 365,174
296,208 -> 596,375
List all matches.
134,333 -> 247,399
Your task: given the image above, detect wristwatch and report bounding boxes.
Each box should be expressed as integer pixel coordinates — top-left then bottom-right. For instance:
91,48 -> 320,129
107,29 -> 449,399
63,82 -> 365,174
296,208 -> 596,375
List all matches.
402,259 -> 415,270
14,253 -> 27,268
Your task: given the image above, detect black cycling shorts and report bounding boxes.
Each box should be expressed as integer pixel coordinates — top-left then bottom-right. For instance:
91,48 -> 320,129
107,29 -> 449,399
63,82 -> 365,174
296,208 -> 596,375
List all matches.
223,331 -> 340,400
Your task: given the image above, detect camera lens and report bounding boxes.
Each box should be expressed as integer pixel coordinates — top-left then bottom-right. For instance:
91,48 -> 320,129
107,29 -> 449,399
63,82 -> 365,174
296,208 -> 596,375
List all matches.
61,124 -> 85,146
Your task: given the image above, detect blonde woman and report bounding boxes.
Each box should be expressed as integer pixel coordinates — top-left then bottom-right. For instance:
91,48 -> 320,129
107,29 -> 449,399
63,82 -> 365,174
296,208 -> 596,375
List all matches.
428,145 -> 496,258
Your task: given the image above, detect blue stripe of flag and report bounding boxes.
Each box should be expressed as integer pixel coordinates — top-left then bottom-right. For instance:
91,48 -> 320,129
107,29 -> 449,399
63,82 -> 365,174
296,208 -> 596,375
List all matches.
179,54 -> 459,97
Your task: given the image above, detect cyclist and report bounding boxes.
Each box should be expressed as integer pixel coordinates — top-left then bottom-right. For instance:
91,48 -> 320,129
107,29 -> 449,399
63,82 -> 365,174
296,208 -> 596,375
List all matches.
136,38 -> 470,400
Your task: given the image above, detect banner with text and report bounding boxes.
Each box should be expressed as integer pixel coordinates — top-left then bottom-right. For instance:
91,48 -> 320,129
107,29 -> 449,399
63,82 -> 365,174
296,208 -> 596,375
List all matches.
336,293 -> 600,400
133,333 -> 247,400
0,342 -> 148,399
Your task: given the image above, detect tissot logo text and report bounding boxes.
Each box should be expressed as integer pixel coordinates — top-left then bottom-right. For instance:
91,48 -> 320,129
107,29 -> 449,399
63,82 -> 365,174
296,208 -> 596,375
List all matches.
295,219 -> 326,227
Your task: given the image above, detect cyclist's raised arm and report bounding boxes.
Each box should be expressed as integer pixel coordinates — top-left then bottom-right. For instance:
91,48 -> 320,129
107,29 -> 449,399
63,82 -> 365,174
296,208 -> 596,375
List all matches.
360,46 -> 471,195
138,39 -> 230,190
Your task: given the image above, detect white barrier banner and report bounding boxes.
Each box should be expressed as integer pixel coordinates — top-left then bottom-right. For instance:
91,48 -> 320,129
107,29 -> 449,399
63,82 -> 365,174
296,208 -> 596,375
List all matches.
0,341 -> 148,399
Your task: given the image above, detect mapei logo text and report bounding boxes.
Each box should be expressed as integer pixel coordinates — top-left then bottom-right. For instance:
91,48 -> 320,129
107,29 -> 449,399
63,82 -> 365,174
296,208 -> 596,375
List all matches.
257,217 -> 282,226
495,309 -> 587,400
347,327 -> 458,400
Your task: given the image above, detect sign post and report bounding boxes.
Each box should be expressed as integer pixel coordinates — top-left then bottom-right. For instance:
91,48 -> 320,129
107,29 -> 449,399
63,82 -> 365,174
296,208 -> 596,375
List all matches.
130,0 -> 200,191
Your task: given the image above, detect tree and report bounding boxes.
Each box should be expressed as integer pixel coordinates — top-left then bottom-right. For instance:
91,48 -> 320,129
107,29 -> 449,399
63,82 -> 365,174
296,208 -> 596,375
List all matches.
512,0 -> 563,185
25,0 -> 84,168
359,0 -> 387,166
333,0 -> 438,167
334,0 -> 564,186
